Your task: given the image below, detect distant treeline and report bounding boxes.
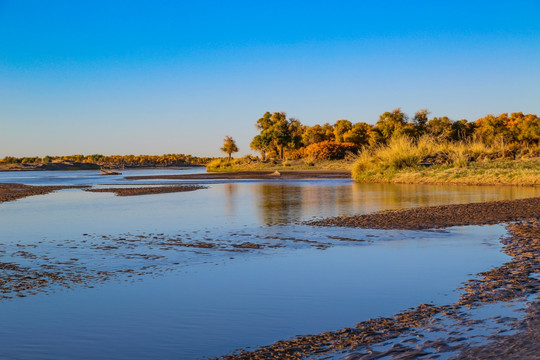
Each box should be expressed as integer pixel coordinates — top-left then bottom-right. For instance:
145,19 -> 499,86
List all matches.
0,154 -> 211,167
250,110 -> 540,160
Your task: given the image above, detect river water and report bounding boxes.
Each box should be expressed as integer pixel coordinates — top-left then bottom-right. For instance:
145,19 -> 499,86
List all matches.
0,169 -> 538,359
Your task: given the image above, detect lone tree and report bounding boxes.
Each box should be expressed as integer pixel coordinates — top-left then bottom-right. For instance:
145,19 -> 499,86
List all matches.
221,135 -> 239,161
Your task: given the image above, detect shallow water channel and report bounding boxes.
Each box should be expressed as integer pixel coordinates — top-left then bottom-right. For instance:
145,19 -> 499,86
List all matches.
0,170 -> 538,359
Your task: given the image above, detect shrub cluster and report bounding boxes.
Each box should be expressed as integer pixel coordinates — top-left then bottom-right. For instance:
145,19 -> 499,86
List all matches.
303,141 -> 359,160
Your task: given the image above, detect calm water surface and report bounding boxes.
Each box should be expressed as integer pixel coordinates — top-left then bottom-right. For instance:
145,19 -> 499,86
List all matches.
0,170 -> 538,359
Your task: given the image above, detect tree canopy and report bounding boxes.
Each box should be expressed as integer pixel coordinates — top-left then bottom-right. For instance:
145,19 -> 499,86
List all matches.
247,109 -> 539,161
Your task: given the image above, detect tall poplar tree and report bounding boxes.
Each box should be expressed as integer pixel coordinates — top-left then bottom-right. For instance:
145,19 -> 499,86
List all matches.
221,136 -> 239,161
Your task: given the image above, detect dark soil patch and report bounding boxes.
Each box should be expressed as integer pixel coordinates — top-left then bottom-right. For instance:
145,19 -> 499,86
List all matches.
85,185 -> 207,196
0,183 -> 88,204
308,197 -> 540,230
0,260 -> 112,300
177,241 -> 216,249
232,242 -> 264,249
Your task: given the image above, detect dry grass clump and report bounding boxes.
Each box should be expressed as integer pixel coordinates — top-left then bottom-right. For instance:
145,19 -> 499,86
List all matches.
206,156 -> 259,171
351,149 -> 374,174
352,136 -> 540,185
377,137 -> 421,169
206,158 -> 233,171
352,137 -> 422,176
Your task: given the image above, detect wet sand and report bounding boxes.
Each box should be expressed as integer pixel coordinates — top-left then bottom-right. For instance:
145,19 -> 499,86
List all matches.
125,170 -> 351,180
0,183 -> 206,203
308,197 -> 540,230
452,299 -> 539,359
0,226 -> 338,300
85,185 -> 207,196
2,218 -> 536,357
0,183 -> 87,204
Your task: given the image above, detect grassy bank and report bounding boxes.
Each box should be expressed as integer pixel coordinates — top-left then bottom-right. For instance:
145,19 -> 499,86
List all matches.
208,137 -> 540,186
206,157 -> 355,172
352,137 -> 540,186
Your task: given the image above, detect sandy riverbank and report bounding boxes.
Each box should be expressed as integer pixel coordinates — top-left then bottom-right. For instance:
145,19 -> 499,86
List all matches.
0,183 -> 207,203
308,197 -> 540,230
125,170 -> 351,181
85,185 -> 207,196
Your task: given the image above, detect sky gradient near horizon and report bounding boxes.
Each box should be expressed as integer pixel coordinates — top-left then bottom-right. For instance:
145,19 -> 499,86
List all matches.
1,0 -> 539,157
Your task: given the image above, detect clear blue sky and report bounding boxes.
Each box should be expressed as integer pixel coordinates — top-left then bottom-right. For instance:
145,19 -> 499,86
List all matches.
1,0 -> 539,157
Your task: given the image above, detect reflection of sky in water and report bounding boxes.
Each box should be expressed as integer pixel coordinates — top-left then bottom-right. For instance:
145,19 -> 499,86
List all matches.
0,227 -> 509,359
0,170 -> 534,359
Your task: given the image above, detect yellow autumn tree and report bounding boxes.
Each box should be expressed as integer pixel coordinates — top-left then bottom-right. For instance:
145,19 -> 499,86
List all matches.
221,136 -> 239,161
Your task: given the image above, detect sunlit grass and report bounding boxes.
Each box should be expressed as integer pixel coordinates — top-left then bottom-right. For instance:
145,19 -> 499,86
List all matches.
206,157 -> 354,172
351,136 -> 540,186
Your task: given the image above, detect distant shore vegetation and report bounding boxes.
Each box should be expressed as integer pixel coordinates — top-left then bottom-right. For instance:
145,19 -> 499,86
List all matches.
0,153 -> 211,168
3,109 -> 538,185
209,109 -> 540,185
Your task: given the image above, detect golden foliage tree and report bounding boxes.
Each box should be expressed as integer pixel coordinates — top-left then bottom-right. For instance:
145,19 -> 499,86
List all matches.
221,136 -> 239,161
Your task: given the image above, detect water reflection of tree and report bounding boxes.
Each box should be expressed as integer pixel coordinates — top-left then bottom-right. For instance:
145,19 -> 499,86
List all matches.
350,182 -> 540,214
300,185 -> 354,219
224,183 -> 238,219
254,183 -> 362,224
254,184 -> 304,225
254,181 -> 540,225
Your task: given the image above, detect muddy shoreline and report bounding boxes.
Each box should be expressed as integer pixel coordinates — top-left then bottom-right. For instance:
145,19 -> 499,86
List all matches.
125,170 -> 351,180
85,185 -> 207,196
0,183 -> 207,203
0,183 -> 87,204
217,201 -> 540,359
308,197 -> 540,230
